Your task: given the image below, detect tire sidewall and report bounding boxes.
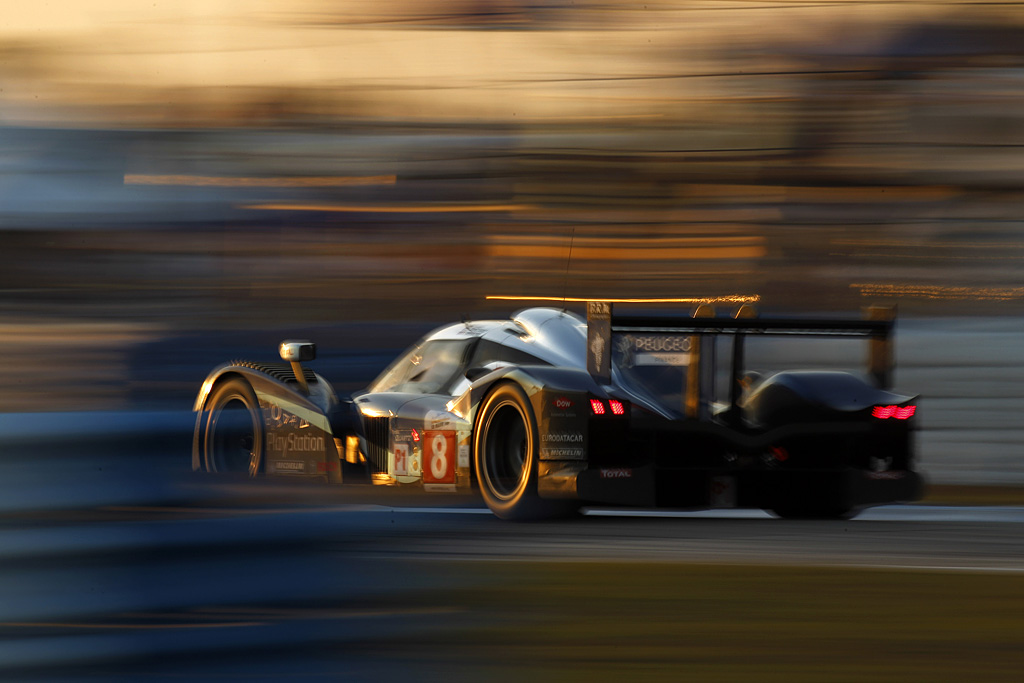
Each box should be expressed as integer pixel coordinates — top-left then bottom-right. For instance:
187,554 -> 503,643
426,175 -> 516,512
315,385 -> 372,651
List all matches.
203,378 -> 264,476
474,383 -> 540,520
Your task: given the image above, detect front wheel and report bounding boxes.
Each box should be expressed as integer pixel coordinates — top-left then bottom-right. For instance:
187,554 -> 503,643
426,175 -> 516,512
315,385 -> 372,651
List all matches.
202,377 -> 265,477
474,383 -> 576,520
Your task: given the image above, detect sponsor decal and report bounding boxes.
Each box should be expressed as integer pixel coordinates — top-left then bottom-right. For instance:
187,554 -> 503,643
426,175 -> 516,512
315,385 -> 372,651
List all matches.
423,430 -> 456,484
599,468 -> 632,479
540,447 -> 586,460
267,432 -> 325,457
616,336 -> 693,368
587,301 -> 612,381
256,395 -> 330,433
274,461 -> 306,473
426,410 -> 457,431
458,443 -> 470,469
631,335 -> 691,353
547,395 -> 578,418
621,335 -> 692,367
589,334 -> 606,373
542,433 -> 584,443
264,403 -> 311,430
635,352 -> 690,367
393,443 -> 410,477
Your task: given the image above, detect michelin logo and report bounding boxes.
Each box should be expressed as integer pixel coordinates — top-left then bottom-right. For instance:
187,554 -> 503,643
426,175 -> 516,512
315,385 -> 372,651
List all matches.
541,447 -> 585,459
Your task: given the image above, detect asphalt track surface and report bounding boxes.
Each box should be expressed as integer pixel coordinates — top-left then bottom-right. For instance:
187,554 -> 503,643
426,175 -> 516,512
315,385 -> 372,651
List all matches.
0,404 -> 1021,683
2,467 -> 1023,681
115,480 -> 1024,571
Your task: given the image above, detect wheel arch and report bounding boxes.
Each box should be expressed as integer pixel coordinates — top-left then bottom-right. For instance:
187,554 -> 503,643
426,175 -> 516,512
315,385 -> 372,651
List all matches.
191,362 -> 339,473
472,378 -> 580,520
192,367 -> 251,471
463,365 -> 607,429
466,365 -> 608,500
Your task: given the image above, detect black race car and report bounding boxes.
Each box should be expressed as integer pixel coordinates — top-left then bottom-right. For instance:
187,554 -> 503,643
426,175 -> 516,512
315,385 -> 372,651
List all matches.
192,302 -> 923,519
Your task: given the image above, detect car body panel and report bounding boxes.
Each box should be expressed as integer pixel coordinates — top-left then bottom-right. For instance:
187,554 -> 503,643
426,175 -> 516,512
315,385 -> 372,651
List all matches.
193,304 -> 924,517
192,362 -> 341,479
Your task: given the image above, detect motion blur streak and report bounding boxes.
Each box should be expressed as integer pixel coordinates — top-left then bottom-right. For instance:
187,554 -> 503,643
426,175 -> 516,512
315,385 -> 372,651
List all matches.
486,295 -> 761,304
852,284 -> 1024,302
490,243 -> 765,261
239,203 -> 537,213
0,4 -> 1022,417
3,3 -> 1024,680
124,174 -> 397,188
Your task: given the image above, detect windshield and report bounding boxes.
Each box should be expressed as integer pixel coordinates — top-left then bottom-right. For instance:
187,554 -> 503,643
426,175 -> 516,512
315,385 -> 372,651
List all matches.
612,333 -> 692,414
369,339 -> 473,395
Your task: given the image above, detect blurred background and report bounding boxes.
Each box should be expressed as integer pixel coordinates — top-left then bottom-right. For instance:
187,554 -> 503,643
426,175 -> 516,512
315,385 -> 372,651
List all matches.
4,3 -> 1024,680
4,0 -> 1024,413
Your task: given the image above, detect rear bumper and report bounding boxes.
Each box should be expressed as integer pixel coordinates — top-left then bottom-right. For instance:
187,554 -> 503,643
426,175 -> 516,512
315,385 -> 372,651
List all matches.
539,462 -> 924,511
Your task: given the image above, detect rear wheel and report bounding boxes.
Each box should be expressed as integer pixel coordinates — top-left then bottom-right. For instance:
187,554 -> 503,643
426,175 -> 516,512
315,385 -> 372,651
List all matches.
203,377 -> 264,476
474,383 -> 576,520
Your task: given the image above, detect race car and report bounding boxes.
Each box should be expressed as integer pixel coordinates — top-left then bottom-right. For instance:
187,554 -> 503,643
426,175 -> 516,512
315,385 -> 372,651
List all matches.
192,301 -> 923,519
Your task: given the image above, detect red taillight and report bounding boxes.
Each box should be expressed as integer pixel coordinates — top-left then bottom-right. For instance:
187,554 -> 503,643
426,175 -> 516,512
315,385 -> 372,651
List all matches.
895,405 -> 916,419
411,428 -> 420,442
872,405 -> 916,420
590,398 -> 627,416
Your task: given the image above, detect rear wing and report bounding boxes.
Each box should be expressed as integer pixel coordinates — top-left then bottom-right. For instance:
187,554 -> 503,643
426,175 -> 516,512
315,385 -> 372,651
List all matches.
586,301 -> 896,418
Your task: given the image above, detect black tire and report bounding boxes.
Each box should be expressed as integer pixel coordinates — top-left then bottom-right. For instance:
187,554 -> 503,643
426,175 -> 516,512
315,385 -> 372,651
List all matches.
202,377 -> 264,477
474,383 -> 576,521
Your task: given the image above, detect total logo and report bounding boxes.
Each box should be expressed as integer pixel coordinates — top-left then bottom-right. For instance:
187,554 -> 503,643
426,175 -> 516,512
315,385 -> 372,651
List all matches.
599,468 -> 632,479
553,397 -> 574,410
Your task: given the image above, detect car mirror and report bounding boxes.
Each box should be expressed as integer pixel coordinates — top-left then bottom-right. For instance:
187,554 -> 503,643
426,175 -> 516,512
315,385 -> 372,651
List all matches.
279,340 -> 316,363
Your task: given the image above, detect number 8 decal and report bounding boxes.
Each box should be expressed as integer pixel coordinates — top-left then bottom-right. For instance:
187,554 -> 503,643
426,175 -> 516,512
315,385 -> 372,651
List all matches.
424,430 -> 455,484
431,433 -> 447,479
